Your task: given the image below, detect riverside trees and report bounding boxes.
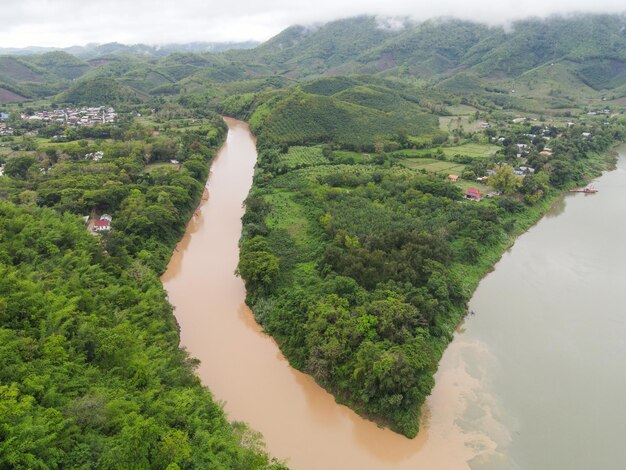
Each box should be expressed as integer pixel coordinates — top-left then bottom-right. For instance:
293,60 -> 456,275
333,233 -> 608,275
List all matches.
0,110 -> 286,468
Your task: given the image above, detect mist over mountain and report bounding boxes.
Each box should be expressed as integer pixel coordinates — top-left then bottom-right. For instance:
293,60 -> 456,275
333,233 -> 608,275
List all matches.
3,13 -> 626,113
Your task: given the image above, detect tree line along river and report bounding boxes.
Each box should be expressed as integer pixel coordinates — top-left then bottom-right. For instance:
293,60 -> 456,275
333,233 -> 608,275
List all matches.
162,119 -> 626,470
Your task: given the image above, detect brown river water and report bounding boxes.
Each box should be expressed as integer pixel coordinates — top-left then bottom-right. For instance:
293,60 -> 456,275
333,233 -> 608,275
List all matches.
162,120 -> 626,469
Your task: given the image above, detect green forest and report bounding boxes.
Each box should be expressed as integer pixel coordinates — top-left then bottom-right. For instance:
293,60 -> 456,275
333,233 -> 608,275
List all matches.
3,11 -> 626,466
0,107 -> 286,468
238,115 -> 626,436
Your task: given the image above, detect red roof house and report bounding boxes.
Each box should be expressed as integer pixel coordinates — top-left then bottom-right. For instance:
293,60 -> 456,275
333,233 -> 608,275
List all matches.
465,187 -> 482,200
93,219 -> 111,232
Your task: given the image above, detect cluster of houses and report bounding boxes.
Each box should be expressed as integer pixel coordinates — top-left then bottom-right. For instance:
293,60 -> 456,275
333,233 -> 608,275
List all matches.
0,112 -> 12,136
447,174 -> 502,202
92,214 -> 112,232
85,150 -> 104,161
586,109 -> 611,116
22,107 -> 117,127
0,122 -> 13,136
463,187 -> 502,201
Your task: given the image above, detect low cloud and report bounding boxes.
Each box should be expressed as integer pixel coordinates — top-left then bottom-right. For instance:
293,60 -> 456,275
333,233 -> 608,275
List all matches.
0,0 -> 625,47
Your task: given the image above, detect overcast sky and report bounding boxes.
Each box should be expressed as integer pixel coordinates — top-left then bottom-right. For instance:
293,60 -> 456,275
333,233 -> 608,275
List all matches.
1,0 -> 626,47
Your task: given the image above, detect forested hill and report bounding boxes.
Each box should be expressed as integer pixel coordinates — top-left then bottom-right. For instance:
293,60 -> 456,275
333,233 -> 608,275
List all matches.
3,14 -> 626,106
231,14 -> 626,81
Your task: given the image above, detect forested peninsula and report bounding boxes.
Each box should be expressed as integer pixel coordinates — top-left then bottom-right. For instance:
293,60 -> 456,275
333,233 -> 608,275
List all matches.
235,95 -> 625,436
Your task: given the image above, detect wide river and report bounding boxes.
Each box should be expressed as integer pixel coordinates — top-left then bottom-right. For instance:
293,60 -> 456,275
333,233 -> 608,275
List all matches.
162,119 -> 626,469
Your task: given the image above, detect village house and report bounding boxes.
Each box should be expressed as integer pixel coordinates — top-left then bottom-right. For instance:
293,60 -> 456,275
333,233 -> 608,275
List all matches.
20,106 -> 117,128
0,122 -> 13,136
93,214 -> 113,232
448,174 -> 459,182
93,220 -> 110,232
85,150 -> 104,161
465,187 -> 482,201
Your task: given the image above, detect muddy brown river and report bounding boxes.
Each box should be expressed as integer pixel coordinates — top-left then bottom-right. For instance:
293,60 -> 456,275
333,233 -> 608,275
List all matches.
162,120 -> 626,469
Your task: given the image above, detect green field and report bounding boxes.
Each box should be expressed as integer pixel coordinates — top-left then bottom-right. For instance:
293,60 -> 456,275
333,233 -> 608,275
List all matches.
445,104 -> 479,115
399,157 -> 467,175
439,115 -> 487,134
279,146 -> 329,168
332,149 -> 371,164
395,143 -> 499,160
441,143 -> 499,158
143,161 -> 179,173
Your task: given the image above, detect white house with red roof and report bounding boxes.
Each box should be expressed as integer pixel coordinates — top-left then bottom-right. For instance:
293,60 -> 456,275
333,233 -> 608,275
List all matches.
92,214 -> 112,232
93,220 -> 110,232
465,187 -> 482,201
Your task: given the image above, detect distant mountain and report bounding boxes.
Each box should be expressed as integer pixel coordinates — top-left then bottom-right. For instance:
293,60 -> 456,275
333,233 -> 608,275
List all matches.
225,16 -> 399,77
0,41 -> 259,59
226,14 -> 626,84
59,76 -> 144,105
4,14 -> 626,111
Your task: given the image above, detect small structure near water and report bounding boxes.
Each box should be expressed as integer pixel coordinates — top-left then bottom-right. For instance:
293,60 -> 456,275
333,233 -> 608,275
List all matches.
569,185 -> 598,194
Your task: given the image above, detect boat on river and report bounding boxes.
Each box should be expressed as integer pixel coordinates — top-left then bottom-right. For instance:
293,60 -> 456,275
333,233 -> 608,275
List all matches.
569,185 -> 598,193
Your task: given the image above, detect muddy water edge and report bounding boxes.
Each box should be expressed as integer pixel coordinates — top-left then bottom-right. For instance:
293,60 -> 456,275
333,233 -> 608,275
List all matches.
162,120 -> 626,470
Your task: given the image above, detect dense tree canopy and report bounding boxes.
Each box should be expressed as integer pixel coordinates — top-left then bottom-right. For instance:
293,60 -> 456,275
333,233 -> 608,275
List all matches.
0,110 -> 286,468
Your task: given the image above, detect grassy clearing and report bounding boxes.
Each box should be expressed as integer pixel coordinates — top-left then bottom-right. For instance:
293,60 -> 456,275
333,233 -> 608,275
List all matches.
446,104 -> 479,115
264,190 -> 313,248
279,145 -> 329,168
439,115 -> 486,133
143,162 -> 179,173
394,142 -> 499,159
442,143 -> 499,158
332,150 -> 370,164
399,157 -> 467,174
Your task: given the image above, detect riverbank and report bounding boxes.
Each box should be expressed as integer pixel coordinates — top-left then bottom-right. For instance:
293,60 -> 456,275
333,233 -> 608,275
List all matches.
452,145 -> 618,304
447,149 -> 626,468
162,118 -> 626,469
237,114 -> 625,438
0,113 -> 287,468
161,118 -> 494,469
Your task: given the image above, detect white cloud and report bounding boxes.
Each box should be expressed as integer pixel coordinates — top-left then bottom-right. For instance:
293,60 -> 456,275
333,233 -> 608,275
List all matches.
0,0 -> 625,47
